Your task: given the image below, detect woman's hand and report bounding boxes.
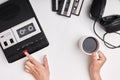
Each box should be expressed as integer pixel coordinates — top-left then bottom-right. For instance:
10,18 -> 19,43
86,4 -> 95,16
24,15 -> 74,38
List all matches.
89,51 -> 106,80
24,51 -> 50,80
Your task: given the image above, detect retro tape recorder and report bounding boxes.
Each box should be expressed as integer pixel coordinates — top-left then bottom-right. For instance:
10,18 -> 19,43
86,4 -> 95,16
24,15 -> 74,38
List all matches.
0,0 -> 49,63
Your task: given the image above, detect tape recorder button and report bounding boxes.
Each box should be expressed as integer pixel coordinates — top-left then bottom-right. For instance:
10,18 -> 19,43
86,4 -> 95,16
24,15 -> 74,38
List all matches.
21,45 -> 26,49
10,38 -> 14,43
4,41 -> 8,46
35,40 -> 38,42
40,37 -> 44,40
17,48 -> 20,51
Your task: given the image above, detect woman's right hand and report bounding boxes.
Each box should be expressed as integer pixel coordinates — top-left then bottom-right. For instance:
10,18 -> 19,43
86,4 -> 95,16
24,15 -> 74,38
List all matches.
89,51 -> 106,80
24,51 -> 50,80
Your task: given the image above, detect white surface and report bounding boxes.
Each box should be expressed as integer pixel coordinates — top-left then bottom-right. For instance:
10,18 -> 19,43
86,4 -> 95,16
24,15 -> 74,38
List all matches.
0,0 -> 120,80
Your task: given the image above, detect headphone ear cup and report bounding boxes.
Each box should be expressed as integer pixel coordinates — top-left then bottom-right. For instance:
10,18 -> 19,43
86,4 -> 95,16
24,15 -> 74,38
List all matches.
99,15 -> 120,33
90,0 -> 106,20
99,15 -> 119,26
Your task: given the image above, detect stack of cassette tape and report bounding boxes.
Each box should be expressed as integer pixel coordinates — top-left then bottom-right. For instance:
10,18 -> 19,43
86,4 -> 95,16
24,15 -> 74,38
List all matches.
52,0 -> 84,17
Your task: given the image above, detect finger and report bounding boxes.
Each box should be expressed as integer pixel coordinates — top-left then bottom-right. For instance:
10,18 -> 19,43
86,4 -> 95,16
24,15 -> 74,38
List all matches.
98,51 -> 106,60
25,60 -> 35,69
24,69 -> 30,73
24,60 -> 29,66
25,60 -> 39,74
92,52 -> 97,60
24,65 -> 31,73
24,63 -> 33,74
23,50 -> 39,65
23,50 -> 34,60
24,68 -> 36,76
43,55 -> 49,70
25,65 -> 31,70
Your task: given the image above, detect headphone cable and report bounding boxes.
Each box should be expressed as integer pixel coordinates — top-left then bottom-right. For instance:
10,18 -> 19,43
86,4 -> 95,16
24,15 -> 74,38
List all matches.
93,20 -> 120,49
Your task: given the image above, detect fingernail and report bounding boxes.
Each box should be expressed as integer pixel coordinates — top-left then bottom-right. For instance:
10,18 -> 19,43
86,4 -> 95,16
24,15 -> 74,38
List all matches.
25,65 -> 28,68
98,50 -> 101,53
44,55 -> 47,61
44,55 -> 47,59
25,69 -> 29,73
44,55 -> 47,57
25,65 -> 31,70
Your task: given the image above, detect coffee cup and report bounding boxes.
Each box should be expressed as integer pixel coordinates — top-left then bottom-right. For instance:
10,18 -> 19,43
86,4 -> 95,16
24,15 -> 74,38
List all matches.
78,35 -> 100,55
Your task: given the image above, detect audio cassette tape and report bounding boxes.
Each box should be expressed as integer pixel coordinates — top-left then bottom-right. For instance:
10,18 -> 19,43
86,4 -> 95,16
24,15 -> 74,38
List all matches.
72,0 -> 84,16
52,0 -> 59,11
0,0 -> 49,63
54,0 -> 84,17
52,0 -> 63,11
58,0 -> 74,17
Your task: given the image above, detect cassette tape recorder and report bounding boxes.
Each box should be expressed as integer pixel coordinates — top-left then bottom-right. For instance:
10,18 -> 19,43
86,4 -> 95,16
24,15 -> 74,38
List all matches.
0,0 -> 49,63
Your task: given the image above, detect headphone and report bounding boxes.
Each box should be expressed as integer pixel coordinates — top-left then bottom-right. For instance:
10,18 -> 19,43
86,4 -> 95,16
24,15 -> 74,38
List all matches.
90,0 -> 120,49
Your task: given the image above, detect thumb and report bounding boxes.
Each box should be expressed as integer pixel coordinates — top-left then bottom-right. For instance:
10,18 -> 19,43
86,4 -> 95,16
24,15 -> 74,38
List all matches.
98,51 -> 106,61
43,55 -> 49,70
92,52 -> 97,60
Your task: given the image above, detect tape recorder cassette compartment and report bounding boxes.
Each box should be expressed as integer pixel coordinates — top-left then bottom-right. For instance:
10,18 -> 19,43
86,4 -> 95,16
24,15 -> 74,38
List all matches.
0,3 -> 20,21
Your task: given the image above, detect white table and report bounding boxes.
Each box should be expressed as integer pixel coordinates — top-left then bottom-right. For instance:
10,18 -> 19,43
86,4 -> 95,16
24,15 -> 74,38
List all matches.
0,0 -> 120,80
